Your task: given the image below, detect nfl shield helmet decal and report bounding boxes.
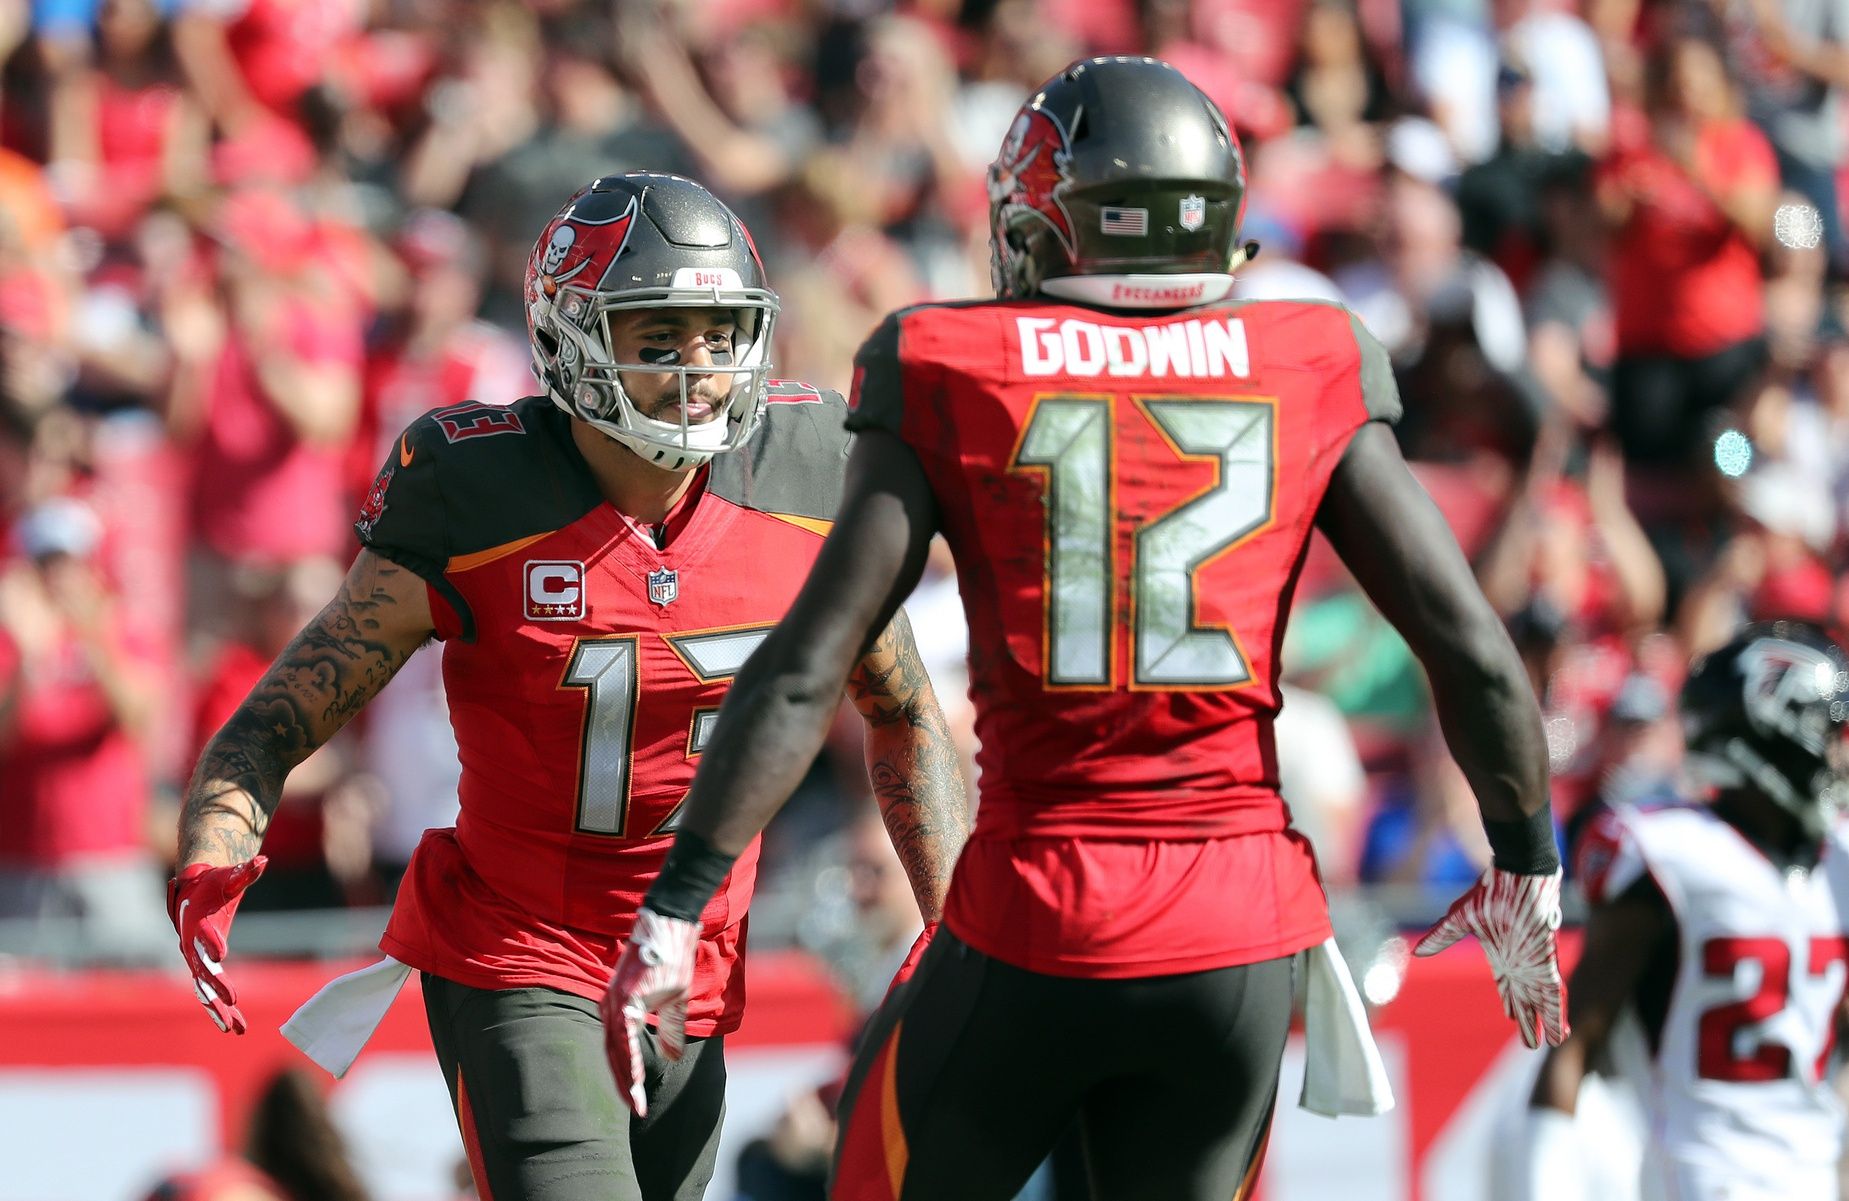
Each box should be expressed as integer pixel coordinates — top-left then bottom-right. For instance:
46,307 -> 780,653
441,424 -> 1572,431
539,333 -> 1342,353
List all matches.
647,567 -> 679,607
1179,195 -> 1206,232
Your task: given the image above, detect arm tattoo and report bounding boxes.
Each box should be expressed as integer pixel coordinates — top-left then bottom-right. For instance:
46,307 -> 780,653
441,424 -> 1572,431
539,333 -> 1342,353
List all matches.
177,556 -> 425,866
847,610 -> 970,921
846,629 -> 911,729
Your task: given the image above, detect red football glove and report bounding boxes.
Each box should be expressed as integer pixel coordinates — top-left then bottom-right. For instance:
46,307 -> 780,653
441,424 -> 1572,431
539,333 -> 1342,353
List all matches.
882,921 -> 937,1005
601,907 -> 701,1118
167,857 -> 267,1035
1415,866 -> 1569,1049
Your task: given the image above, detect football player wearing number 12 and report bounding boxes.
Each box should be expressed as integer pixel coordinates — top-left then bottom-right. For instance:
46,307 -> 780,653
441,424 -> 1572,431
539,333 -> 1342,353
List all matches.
610,57 -> 1567,1200
168,173 -> 969,1201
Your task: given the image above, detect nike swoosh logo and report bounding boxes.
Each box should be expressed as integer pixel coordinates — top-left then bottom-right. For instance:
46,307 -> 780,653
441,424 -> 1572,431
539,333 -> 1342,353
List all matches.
400,434 -> 416,467
177,898 -> 199,964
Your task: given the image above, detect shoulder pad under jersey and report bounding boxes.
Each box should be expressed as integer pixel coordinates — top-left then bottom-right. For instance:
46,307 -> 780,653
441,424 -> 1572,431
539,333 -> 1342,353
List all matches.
708,380 -> 853,524
356,395 -> 602,634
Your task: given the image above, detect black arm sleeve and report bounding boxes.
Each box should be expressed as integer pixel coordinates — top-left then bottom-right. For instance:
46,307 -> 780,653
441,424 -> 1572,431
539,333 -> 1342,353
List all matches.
644,430 -> 940,906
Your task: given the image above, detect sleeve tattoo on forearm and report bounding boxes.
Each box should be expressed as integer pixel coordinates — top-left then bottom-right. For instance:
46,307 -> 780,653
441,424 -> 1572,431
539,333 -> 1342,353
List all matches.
847,611 -> 969,918
178,557 -> 422,865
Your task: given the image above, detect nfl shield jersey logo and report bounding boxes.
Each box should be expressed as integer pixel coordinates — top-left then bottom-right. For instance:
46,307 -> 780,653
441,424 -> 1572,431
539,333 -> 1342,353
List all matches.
1179,195 -> 1206,232
647,567 -> 679,607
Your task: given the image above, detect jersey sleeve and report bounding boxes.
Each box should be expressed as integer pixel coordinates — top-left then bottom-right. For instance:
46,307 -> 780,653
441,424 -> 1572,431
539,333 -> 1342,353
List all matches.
1346,309 -> 1402,426
356,418 -> 449,582
354,417 -> 473,640
1574,808 -> 1648,906
709,381 -> 854,523
844,311 -> 905,437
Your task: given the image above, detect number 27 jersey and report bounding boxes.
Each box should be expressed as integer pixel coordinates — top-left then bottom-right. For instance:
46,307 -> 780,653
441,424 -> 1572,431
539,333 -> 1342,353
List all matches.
1580,805 -> 1849,1195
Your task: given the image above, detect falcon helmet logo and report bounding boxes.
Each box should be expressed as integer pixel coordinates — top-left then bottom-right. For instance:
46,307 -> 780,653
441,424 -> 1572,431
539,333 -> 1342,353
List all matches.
1738,638 -> 1842,756
989,107 -> 1077,254
647,567 -> 679,607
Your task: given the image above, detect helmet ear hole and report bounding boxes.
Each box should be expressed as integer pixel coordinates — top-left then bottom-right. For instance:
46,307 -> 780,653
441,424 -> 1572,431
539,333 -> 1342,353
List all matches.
1003,228 -> 1039,296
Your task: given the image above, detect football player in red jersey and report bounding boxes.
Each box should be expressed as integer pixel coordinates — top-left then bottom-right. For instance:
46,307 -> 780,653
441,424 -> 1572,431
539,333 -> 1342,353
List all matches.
609,59 -> 1568,1200
169,174 -> 969,1201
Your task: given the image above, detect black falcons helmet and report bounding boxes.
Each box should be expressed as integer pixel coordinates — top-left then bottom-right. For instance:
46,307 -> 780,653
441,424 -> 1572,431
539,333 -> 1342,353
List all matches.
1681,620 -> 1849,842
987,57 -> 1248,304
525,173 -> 780,470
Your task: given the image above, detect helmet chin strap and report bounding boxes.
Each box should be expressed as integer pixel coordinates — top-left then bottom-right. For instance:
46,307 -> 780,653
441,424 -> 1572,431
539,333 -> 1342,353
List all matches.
594,409 -> 728,472
597,423 -> 704,472
542,376 -> 710,472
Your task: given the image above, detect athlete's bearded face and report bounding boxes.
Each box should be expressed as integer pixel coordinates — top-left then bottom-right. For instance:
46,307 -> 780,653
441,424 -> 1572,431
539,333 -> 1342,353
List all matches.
606,306 -> 739,426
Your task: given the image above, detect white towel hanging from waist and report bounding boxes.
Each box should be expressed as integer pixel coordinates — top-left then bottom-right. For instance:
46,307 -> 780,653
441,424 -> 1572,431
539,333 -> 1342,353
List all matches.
1298,936 -> 1395,1117
281,955 -> 415,1079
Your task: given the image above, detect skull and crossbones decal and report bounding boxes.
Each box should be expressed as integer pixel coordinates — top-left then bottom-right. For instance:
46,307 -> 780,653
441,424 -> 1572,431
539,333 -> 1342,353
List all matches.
541,225 -> 576,274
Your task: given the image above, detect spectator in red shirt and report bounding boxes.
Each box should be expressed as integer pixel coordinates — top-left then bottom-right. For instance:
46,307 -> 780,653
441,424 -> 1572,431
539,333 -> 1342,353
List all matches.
188,554 -> 360,911
0,496 -> 164,960
1478,429 -> 1669,641
173,0 -> 362,133
350,209 -> 529,501
1679,463 -> 1839,652
1597,30 -> 1780,476
167,187 -> 361,632
45,0 -> 209,242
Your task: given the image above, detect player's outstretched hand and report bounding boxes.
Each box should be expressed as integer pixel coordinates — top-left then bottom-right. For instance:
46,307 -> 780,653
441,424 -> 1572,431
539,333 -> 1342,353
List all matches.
601,907 -> 701,1118
167,856 -> 267,1035
1415,866 -> 1569,1049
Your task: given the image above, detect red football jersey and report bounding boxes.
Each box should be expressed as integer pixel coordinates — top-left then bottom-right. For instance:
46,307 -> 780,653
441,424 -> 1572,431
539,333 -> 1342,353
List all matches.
848,298 -> 1400,975
358,386 -> 850,1035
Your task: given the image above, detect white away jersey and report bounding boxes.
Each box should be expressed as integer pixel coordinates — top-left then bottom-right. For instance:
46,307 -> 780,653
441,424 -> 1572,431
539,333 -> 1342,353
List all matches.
1580,804 -> 1849,1198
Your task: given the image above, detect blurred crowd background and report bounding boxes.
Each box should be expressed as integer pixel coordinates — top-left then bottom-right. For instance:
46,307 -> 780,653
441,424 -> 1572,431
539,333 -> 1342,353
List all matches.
0,0 -> 1844,1169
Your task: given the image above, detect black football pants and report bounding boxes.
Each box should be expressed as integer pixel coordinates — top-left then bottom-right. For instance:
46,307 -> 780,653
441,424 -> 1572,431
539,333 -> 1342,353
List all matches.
422,973 -> 725,1201
830,929 -> 1293,1201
